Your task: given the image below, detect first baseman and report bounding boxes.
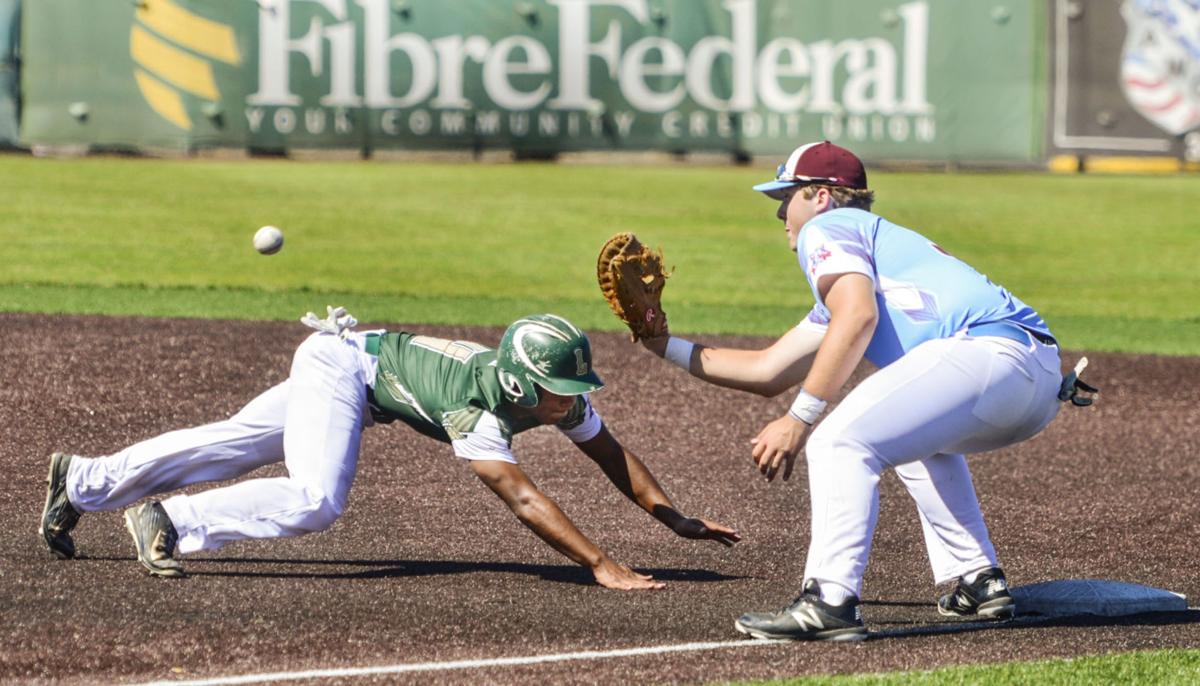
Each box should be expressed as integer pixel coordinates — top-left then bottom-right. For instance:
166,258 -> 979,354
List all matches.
641,141 -> 1093,639
40,311 -> 739,589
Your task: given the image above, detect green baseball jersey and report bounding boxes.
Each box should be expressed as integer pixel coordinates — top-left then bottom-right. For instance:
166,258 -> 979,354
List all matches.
366,332 -> 594,450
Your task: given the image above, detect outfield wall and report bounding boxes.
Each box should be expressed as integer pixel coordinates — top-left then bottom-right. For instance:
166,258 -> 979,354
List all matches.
1047,0 -> 1200,166
0,0 -> 18,147
19,0 -> 1045,161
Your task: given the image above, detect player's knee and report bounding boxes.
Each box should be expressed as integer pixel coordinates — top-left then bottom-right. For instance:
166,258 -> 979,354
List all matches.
294,488 -> 347,533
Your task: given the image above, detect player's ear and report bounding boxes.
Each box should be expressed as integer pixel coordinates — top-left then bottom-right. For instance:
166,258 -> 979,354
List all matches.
817,186 -> 835,210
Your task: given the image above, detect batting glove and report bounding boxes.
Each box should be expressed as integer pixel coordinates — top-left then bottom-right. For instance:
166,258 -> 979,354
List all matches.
301,305 -> 359,340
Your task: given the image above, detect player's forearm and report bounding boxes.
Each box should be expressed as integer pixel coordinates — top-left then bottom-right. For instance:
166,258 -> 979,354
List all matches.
661,345 -> 804,397
510,492 -> 606,569
691,346 -> 785,395
583,434 -> 681,526
614,451 -> 682,527
646,327 -> 823,397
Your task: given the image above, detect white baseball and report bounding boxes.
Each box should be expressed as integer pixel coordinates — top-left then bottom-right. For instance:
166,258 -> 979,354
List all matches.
253,225 -> 284,255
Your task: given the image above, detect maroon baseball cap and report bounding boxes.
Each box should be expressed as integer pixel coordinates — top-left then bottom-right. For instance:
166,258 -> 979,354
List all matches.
753,141 -> 868,199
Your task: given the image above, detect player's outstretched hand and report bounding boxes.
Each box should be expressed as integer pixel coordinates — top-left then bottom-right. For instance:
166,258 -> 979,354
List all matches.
300,305 -> 358,339
592,557 -> 666,590
672,517 -> 741,547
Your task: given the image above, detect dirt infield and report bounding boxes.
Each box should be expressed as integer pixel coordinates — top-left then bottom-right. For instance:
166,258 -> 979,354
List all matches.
3,312 -> 1198,685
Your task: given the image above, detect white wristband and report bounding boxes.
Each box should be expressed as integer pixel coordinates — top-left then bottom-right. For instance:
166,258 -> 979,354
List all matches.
664,337 -> 695,371
788,389 -> 828,425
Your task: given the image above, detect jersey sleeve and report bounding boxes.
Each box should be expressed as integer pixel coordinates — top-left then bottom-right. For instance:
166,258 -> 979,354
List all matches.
556,395 -> 603,443
450,411 -> 517,464
800,215 -> 876,289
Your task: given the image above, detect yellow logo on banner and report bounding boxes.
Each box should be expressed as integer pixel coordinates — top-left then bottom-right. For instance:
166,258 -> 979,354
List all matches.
130,0 -> 241,130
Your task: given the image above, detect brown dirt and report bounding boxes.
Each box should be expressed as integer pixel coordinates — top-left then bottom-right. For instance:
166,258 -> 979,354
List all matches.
2,312 -> 1197,685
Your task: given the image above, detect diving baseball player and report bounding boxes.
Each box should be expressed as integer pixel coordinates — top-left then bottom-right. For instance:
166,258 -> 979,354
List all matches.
40,312 -> 739,589
640,141 -> 1094,639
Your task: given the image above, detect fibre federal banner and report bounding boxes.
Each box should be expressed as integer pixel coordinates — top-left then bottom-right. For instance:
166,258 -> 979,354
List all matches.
21,0 -> 1044,160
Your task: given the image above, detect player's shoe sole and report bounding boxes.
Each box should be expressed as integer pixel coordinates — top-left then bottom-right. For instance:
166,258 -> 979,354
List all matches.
735,620 -> 867,642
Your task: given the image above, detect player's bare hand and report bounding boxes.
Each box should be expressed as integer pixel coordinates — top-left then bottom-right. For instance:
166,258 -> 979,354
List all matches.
592,558 -> 665,590
672,517 -> 742,547
749,415 -> 811,482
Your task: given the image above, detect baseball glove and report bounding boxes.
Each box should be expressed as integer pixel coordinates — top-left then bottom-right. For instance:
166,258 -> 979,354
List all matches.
597,233 -> 670,342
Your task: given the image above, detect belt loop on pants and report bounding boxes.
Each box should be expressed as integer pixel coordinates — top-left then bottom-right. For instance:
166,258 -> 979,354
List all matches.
966,321 -> 1057,347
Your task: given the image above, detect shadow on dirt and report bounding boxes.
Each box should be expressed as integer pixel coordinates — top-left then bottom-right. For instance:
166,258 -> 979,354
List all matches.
96,556 -> 750,584
861,599 -> 932,609
868,609 -> 1200,640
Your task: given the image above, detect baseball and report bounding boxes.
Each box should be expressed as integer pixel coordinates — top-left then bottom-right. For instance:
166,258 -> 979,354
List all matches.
253,225 -> 284,255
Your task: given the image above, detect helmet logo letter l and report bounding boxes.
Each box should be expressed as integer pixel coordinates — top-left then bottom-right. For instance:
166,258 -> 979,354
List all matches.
574,348 -> 588,375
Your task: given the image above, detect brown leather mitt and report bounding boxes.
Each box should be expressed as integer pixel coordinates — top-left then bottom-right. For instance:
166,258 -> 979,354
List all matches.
597,232 -> 670,342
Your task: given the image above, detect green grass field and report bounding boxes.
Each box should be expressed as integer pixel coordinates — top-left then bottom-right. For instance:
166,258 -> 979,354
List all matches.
2,154 -> 1197,354
3,153 -> 1198,683
752,647 -> 1200,685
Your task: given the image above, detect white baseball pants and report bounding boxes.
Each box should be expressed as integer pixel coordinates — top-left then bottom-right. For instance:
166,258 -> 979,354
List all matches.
803,333 -> 1063,598
67,332 -> 376,554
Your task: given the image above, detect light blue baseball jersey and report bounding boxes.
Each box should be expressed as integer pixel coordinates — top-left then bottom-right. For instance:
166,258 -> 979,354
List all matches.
797,208 -> 1053,367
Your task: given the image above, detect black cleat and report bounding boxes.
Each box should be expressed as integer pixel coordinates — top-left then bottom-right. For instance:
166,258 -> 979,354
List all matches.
735,579 -> 867,642
40,453 -> 82,559
124,502 -> 185,578
938,567 -> 1015,619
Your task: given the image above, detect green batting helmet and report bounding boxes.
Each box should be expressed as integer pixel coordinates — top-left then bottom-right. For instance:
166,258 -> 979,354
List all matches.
496,314 -> 604,407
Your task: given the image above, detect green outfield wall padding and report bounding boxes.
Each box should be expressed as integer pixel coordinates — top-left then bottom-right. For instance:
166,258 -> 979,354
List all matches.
20,0 -> 1044,161
0,0 -> 19,146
